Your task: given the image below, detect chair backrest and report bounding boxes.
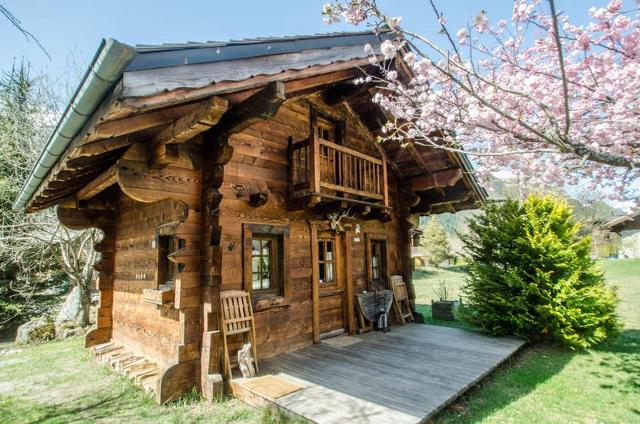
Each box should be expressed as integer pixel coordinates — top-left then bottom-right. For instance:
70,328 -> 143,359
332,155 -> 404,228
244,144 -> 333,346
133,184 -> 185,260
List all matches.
390,275 -> 408,301
390,275 -> 403,285
220,290 -> 254,336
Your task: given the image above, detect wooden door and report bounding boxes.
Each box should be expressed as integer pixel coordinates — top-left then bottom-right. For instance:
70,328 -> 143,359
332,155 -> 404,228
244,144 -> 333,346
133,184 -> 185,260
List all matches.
317,231 -> 345,338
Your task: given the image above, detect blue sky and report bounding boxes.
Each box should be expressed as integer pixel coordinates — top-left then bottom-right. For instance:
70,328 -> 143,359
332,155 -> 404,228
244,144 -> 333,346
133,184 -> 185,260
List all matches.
1,0 -> 611,77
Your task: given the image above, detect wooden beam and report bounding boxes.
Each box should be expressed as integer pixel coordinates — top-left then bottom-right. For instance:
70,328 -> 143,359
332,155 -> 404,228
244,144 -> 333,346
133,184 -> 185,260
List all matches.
211,81 -> 286,138
310,223 -> 320,344
149,96 -> 228,168
324,80 -> 372,106
154,96 -> 228,146
76,135 -> 132,158
406,168 -> 463,192
87,100 -> 209,143
309,108 -> 321,195
76,163 -> 118,200
344,229 -> 356,335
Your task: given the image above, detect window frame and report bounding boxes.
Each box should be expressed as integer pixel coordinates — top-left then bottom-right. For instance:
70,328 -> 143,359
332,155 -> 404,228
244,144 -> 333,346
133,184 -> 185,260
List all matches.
243,223 -> 290,300
365,233 -> 389,290
318,237 -> 337,287
251,234 -> 280,294
155,233 -> 183,290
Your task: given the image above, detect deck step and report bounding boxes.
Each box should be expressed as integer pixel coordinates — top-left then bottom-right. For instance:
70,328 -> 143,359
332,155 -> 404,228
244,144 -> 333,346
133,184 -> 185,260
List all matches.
90,342 -> 161,397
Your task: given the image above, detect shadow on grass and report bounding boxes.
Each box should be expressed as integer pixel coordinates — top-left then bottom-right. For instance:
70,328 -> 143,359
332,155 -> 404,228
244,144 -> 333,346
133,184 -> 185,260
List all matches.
0,392 -> 145,424
432,343 -> 576,424
593,329 -> 640,394
415,303 -> 476,331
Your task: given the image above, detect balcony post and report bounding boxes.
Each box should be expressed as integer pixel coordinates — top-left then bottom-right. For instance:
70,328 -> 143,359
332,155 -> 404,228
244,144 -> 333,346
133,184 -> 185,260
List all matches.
309,109 -> 321,195
382,158 -> 389,208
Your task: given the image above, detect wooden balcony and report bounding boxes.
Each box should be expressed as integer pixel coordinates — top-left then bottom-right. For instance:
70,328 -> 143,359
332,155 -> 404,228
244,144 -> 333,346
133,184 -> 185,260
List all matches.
288,136 -> 389,212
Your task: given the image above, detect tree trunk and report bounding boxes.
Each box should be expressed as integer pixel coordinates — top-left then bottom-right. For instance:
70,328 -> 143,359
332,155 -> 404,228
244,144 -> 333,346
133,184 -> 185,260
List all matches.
79,285 -> 91,327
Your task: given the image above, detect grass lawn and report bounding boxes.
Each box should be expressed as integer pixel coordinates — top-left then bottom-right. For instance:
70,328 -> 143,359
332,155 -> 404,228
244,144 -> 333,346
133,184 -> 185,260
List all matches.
0,338 -> 298,423
412,265 -> 473,330
413,259 -> 640,423
1,260 -> 637,423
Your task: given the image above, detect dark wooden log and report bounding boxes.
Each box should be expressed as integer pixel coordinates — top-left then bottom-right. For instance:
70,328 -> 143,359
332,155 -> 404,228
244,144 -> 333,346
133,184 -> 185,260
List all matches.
207,81 -> 286,140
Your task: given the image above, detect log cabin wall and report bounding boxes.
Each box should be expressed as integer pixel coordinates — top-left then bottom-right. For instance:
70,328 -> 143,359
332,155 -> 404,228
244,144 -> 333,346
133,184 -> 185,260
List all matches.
109,141 -> 203,402
112,196 -> 183,365
209,95 -> 412,362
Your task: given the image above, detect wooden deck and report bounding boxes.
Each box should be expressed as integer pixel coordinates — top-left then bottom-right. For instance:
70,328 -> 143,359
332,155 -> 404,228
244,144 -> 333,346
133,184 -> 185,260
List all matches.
232,324 -> 525,424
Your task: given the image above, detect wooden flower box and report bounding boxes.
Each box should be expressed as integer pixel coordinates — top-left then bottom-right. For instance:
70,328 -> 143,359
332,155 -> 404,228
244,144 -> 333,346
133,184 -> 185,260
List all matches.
142,287 -> 174,306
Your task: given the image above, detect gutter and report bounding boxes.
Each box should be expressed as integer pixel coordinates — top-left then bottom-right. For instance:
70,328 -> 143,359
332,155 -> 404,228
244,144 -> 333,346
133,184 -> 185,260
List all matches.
13,38 -> 137,211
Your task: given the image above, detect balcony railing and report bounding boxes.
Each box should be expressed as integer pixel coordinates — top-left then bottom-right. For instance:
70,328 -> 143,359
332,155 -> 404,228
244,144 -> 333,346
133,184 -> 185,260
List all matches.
289,136 -> 388,207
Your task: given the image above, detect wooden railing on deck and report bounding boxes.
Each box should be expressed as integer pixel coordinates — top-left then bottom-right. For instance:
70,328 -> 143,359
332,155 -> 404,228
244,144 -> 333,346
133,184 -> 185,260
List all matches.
289,136 -> 388,206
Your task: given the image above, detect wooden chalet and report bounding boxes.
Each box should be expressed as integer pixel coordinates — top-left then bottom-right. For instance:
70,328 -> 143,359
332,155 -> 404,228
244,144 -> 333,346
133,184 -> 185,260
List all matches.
16,31 -> 487,404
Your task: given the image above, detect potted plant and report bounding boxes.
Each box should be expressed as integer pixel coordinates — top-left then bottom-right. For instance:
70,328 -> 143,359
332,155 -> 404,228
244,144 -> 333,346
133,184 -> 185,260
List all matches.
431,281 -> 455,321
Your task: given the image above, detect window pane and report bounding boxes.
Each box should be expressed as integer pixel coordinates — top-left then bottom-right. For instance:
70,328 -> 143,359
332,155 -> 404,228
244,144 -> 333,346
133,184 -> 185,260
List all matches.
252,257 -> 260,273
261,240 -> 271,256
319,263 -> 325,283
252,240 -> 260,256
373,268 -> 380,280
327,263 -> 334,282
262,277 -> 271,289
318,241 -> 325,261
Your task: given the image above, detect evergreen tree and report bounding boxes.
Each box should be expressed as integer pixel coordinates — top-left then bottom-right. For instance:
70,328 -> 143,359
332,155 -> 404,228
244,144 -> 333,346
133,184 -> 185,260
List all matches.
462,195 -> 620,349
420,216 -> 451,267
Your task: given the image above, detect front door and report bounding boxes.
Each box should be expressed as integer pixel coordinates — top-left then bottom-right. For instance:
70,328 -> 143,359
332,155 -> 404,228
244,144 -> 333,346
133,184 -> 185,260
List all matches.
318,231 -> 345,338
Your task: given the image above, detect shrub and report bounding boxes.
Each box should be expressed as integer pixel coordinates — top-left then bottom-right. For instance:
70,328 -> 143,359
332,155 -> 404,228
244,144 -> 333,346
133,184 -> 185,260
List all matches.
27,317 -> 56,343
462,195 -> 620,349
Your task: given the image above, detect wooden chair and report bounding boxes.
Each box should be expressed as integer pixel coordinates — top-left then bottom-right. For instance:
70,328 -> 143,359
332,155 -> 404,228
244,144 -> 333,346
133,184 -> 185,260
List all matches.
220,290 -> 258,379
391,275 -> 414,324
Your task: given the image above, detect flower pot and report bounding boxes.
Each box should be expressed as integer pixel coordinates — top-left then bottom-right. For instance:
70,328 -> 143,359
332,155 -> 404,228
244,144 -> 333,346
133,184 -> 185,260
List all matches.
432,300 -> 455,321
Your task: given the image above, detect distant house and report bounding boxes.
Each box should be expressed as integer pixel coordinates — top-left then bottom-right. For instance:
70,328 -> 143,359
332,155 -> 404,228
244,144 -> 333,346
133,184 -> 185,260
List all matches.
601,212 -> 640,258
14,31 -> 486,403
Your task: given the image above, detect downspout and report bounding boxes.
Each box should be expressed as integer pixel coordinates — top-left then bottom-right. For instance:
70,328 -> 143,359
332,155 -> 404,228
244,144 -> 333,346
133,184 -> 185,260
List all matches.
13,38 -> 137,211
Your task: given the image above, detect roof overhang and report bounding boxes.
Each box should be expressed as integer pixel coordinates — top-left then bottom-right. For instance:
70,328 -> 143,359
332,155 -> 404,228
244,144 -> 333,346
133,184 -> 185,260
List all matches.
16,31 -> 486,215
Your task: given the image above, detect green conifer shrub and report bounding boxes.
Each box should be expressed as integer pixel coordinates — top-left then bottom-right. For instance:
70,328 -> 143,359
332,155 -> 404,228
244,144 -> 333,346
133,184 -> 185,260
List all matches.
462,195 -> 620,349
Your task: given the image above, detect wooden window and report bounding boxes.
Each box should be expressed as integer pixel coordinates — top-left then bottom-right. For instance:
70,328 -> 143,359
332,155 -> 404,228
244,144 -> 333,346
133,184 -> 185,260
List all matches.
312,109 -> 344,145
251,235 -> 280,293
157,235 -> 183,289
316,118 -> 335,143
371,240 -> 385,281
366,234 -> 388,290
243,223 -> 290,301
318,238 -> 336,286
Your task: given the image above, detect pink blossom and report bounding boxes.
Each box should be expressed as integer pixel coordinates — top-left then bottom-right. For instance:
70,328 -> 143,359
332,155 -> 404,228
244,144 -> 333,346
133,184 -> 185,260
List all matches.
607,0 -> 623,12
380,39 -> 397,60
457,28 -> 469,44
322,0 -> 640,205
403,52 -> 416,66
474,11 -> 490,32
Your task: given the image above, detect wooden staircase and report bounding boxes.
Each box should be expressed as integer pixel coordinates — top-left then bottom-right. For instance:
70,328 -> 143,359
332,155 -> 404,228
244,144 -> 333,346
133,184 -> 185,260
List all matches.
91,342 -> 162,395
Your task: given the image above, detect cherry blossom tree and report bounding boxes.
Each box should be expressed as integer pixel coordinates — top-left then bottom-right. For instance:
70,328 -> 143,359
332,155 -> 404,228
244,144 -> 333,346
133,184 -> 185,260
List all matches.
322,0 -> 640,204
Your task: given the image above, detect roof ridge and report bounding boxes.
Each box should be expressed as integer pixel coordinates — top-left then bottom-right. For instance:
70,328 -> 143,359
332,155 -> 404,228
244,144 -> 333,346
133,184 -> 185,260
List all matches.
134,29 -> 391,52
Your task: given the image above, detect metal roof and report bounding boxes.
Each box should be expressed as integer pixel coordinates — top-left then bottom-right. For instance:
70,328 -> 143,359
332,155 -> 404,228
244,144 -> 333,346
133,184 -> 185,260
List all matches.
127,30 -> 394,71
